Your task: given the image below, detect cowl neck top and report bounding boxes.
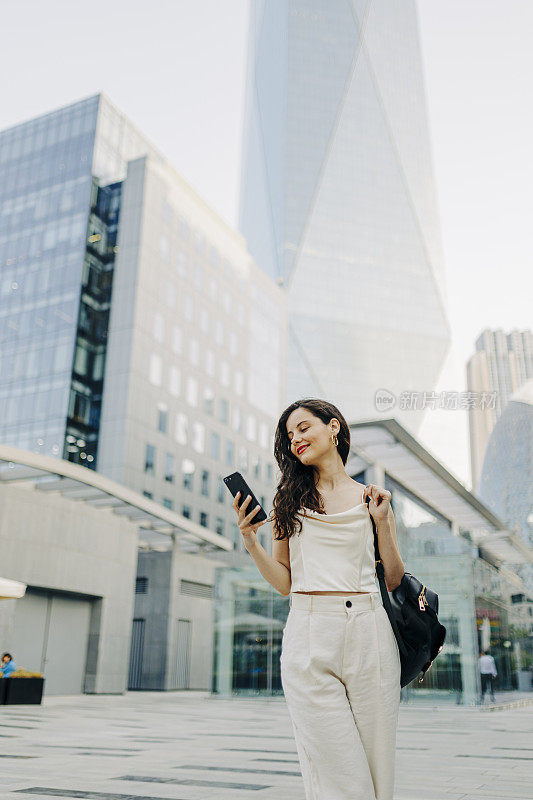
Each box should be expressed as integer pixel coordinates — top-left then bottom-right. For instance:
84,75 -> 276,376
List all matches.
288,497 -> 378,593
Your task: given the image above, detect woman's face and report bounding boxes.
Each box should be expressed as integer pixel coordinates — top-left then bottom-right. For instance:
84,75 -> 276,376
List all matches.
286,408 -> 338,464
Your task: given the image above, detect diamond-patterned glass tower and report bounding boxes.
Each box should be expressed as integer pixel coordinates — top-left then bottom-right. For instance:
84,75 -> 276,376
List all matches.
240,0 -> 451,430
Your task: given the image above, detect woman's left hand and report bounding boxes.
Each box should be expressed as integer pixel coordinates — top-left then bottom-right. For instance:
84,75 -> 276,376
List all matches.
363,484 -> 391,521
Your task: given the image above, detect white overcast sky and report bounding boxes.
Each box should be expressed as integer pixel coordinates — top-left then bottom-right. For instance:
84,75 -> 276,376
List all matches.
2,0 -> 532,486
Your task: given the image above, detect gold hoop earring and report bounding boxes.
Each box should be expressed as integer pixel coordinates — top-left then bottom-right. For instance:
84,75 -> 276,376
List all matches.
330,433 -> 338,447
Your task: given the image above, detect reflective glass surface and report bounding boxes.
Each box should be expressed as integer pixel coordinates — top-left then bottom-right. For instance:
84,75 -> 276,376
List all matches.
0,96 -> 99,456
240,0 -> 451,427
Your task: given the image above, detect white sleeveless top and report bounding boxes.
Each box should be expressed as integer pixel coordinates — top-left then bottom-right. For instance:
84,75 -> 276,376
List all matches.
289,490 -> 378,593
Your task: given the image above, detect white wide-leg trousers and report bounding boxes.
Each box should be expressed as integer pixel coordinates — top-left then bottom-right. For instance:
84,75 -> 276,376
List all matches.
280,591 -> 401,800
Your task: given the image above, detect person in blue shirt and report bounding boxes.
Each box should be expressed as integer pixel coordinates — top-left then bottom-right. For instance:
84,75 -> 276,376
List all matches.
0,653 -> 16,677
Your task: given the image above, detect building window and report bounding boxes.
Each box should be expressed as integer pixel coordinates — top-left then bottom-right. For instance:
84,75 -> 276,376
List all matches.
184,293 -> 193,321
136,577 -> 148,594
215,319 -> 223,345
267,463 -> 273,482
165,280 -> 176,308
253,456 -> 261,479
259,422 -> 268,449
192,421 -> 204,453
215,517 -> 224,536
175,412 -> 188,445
199,511 -> 208,527
157,404 -> 168,433
226,439 -> 234,466
163,497 -> 173,510
182,505 -> 191,518
143,490 -> 153,499
182,458 -> 194,490
189,337 -> 200,365
246,413 -> 256,441
239,446 -> 248,473
159,233 -> 169,261
194,263 -> 203,291
172,325 -> 183,354
149,353 -> 162,386
232,405 -> 242,433
144,444 -> 155,474
231,523 -> 240,547
235,371 -> 244,396
200,307 -> 209,333
220,360 -> 230,386
204,386 -> 215,415
169,366 -> 181,397
175,251 -> 187,277
229,330 -> 237,356
186,376 -> 198,406
206,349 -> 215,376
210,431 -> 220,460
165,452 -> 175,483
223,289 -> 231,314
201,469 -> 209,496
153,312 -> 164,342
219,397 -> 228,423
217,475 -> 225,503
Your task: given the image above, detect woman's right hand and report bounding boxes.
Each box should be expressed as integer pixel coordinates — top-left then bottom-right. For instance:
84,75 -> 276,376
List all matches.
233,492 -> 269,548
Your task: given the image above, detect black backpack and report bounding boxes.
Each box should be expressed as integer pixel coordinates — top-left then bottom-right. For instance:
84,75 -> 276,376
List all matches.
367,501 -> 447,688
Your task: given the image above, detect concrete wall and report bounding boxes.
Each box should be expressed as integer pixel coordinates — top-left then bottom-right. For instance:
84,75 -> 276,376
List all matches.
0,480 -> 138,694
132,543 -> 231,691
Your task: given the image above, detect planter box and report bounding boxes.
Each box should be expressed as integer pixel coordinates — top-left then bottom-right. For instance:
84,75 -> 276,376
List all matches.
2,677 -> 45,705
0,679 -> 7,704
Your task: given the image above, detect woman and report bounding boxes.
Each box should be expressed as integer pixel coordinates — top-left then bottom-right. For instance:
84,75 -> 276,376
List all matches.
232,398 -> 405,800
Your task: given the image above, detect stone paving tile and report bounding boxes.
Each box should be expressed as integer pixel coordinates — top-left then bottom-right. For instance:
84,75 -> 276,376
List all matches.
0,691 -> 531,800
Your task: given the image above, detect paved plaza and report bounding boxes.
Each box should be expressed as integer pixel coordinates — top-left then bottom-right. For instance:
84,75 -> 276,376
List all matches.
0,691 -> 532,800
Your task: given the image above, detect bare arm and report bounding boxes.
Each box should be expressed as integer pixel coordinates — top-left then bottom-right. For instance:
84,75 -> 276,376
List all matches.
246,532 -> 291,596
375,506 -> 405,591
234,493 -> 291,596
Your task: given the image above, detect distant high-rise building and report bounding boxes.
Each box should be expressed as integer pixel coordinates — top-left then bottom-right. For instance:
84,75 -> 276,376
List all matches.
0,95 -> 287,551
478,380 -> 533,592
467,328 -> 532,491
240,0 -> 451,432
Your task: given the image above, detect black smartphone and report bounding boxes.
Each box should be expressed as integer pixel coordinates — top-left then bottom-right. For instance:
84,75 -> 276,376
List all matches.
223,471 -> 267,525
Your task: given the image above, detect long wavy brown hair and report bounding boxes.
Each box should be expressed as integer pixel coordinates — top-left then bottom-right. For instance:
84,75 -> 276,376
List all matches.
272,398 -> 351,541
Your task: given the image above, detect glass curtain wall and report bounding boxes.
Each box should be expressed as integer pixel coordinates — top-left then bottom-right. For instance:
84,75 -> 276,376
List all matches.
0,97 -> 98,457
385,475 -> 481,705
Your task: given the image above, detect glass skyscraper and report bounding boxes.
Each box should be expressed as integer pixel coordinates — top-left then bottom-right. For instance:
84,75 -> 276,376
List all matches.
240,0 -> 451,430
0,95 -> 286,548
479,380 -> 533,593
0,95 -> 163,463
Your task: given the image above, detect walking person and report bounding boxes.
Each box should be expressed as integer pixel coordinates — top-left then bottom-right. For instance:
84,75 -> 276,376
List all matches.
478,650 -> 497,703
233,398 -> 405,800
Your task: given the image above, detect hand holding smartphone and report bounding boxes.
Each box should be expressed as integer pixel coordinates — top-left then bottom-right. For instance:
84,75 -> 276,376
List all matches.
223,471 -> 268,527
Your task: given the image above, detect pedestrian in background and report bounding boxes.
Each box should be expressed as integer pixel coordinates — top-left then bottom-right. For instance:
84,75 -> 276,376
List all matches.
0,653 -> 16,677
478,649 -> 497,703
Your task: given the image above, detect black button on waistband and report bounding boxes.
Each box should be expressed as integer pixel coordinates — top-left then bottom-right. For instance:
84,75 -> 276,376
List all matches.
345,600 -> 352,607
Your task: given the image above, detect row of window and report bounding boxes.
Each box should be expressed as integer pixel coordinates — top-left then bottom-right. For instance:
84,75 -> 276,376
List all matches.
153,312 -> 240,357
141,493 -> 230,536
144,444 -> 273,486
155,403 -> 269,450
149,352 -> 245,398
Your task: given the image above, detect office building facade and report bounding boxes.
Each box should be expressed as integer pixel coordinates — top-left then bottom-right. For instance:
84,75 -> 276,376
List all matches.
467,328 -> 532,491
0,95 -> 287,551
240,0 -> 451,432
